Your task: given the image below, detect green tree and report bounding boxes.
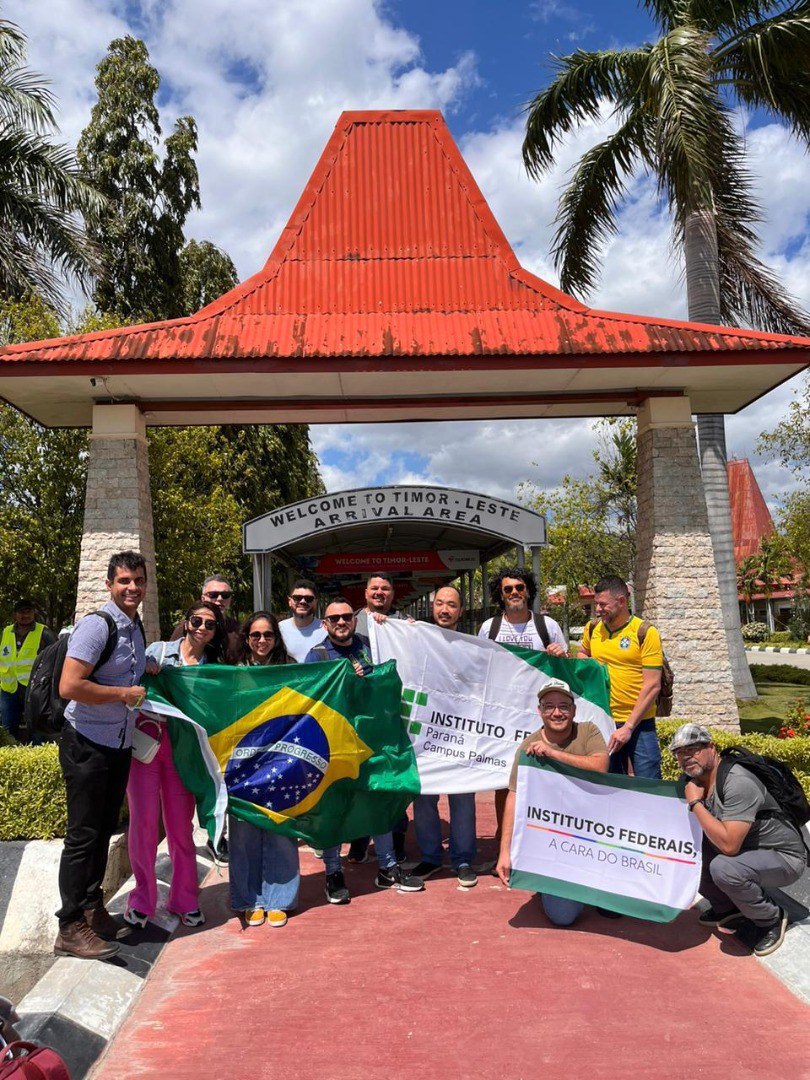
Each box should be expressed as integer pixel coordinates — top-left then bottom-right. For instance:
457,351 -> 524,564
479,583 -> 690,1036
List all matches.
77,36 -> 200,321
148,425 -> 324,634
178,239 -> 238,314
757,372 -> 810,572
521,1 -> 810,698
736,554 -> 760,623
0,18 -> 101,310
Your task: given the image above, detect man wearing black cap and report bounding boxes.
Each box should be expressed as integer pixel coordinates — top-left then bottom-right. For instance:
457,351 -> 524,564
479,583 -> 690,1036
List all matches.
0,600 -> 56,741
670,722 -> 806,957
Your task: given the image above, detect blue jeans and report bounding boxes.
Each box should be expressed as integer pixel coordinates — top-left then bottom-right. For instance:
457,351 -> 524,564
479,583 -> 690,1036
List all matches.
539,893 -> 584,926
323,831 -> 396,874
0,688 -> 23,738
228,814 -> 300,912
413,793 -> 476,868
608,719 -> 661,779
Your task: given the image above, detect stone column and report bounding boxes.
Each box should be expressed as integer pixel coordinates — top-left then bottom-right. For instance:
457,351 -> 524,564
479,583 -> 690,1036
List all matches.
76,404 -> 160,640
634,397 -> 738,729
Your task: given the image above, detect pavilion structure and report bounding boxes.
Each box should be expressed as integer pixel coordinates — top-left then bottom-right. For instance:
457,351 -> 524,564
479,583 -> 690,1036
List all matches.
1,110 -> 808,722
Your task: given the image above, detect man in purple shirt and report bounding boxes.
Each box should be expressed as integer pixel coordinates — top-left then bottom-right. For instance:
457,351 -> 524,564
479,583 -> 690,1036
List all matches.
54,551 -> 148,960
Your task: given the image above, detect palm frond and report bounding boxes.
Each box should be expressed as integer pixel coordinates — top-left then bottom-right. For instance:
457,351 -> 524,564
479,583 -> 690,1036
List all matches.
552,110 -> 650,298
522,46 -> 651,178
714,4 -> 810,140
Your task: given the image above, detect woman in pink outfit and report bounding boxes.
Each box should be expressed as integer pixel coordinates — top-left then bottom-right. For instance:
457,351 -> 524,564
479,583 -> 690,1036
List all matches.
125,601 -> 226,929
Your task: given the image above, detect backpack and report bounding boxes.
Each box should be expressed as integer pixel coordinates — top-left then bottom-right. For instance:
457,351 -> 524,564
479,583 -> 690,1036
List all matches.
23,612 -> 144,740
717,747 -> 810,860
487,611 -> 551,649
0,1041 -> 71,1079
587,617 -> 674,717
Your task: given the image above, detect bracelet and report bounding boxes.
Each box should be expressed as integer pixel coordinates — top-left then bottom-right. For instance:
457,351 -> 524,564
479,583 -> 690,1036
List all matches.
688,798 -> 705,812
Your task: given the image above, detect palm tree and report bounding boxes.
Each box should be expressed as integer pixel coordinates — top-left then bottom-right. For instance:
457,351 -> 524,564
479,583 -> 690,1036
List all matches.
0,19 -> 101,310
736,555 -> 760,623
522,0 -> 810,699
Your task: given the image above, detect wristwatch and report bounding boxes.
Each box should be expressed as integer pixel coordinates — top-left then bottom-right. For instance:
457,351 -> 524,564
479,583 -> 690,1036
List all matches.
687,798 -> 705,811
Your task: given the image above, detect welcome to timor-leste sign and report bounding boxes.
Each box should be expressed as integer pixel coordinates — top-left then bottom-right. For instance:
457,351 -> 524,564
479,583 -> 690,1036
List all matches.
243,486 -> 547,552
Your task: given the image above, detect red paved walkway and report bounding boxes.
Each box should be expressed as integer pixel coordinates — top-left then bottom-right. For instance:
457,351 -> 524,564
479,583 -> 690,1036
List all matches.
93,797 -> 810,1080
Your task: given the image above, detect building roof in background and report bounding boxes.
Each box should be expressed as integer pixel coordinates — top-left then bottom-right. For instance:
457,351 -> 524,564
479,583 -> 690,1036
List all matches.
727,458 -> 775,563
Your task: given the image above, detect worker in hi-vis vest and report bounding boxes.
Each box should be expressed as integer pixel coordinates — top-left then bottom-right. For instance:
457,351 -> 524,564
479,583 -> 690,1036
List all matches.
0,599 -> 56,740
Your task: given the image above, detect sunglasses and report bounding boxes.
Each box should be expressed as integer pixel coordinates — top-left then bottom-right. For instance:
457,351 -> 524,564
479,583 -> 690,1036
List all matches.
502,583 -> 526,595
290,594 -> 315,603
188,616 -> 217,631
204,590 -> 232,600
324,613 -> 353,625
248,630 -> 276,641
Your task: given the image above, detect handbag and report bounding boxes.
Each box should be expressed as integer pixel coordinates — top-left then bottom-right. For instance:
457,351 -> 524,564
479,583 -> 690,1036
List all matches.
131,715 -> 161,764
0,1041 -> 71,1079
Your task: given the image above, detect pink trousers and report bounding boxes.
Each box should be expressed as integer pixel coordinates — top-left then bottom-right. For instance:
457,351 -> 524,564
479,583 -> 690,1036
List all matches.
126,723 -> 199,916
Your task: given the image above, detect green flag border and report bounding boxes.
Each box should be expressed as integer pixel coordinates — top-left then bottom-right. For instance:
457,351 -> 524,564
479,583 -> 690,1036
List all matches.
517,752 -> 688,799
508,868 -> 683,923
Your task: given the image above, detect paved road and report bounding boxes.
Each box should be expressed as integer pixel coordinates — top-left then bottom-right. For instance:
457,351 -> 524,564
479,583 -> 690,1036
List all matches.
91,796 -> 810,1080
747,650 -> 810,671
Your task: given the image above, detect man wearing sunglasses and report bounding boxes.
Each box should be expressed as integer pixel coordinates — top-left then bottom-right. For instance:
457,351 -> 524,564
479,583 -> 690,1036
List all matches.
478,568 -> 567,657
170,575 -> 242,664
305,598 -> 424,902
279,578 -> 326,662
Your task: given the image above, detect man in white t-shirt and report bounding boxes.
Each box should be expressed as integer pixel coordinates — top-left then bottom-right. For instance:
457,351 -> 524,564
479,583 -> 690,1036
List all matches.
477,568 -> 567,655
279,578 -> 326,662
478,568 -> 568,849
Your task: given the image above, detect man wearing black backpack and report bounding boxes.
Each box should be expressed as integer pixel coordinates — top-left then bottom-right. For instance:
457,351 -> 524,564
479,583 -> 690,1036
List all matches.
671,723 -> 807,957
53,551 -> 149,961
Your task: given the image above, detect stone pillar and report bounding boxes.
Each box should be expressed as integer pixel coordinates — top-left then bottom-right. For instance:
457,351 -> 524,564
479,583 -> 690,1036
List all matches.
634,397 -> 738,729
76,404 -> 159,640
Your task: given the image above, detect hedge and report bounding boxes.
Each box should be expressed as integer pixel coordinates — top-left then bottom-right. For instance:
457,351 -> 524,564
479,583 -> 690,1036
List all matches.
0,727 -> 808,840
748,664 -> 810,687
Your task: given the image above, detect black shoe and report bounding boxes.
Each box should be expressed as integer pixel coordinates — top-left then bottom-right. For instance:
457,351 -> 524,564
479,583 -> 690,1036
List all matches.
411,861 -> 443,880
206,835 -> 229,863
596,906 -> 623,919
375,865 -> 424,892
325,871 -> 351,905
698,905 -> 744,928
346,840 -> 369,864
752,909 -> 789,957
456,864 -> 478,888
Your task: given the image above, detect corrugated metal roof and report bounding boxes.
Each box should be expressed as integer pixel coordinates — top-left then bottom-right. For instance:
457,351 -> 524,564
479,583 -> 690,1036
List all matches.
727,458 -> 775,563
2,109 -> 810,367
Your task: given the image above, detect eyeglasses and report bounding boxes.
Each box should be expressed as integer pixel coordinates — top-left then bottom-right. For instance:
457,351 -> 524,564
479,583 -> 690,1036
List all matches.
248,630 -> 276,641
540,701 -> 573,712
203,590 -> 232,600
290,594 -> 315,603
188,616 -> 217,631
324,613 -> 353,625
502,583 -> 526,595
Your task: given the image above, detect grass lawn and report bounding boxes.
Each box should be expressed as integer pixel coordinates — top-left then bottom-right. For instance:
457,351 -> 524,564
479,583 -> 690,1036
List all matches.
738,679 -> 809,735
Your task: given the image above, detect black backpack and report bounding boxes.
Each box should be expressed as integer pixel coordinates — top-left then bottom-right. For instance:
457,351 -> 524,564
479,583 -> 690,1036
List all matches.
487,611 -> 551,649
23,611 -> 144,740
587,617 -> 674,717
717,746 -> 810,860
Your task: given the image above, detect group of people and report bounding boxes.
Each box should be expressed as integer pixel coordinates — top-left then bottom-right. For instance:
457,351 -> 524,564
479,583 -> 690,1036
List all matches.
45,551 -> 804,962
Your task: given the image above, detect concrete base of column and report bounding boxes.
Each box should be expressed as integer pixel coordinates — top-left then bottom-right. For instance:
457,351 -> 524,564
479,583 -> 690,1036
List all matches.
76,405 -> 159,640
635,398 -> 738,729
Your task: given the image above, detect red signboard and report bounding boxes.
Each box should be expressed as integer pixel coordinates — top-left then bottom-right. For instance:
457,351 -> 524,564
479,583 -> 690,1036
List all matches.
312,550 -> 477,575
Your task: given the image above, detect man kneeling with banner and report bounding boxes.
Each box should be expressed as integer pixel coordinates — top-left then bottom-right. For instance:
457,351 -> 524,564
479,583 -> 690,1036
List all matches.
497,679 -> 609,925
499,680 -> 703,924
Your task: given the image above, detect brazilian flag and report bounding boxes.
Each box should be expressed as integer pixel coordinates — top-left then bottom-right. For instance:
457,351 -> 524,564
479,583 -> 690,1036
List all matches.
143,659 -> 419,849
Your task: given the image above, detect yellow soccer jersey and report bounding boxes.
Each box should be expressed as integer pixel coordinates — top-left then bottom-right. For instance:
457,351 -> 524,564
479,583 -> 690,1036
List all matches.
581,616 -> 663,724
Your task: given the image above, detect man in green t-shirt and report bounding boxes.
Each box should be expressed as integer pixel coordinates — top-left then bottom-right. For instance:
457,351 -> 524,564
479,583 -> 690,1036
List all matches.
496,678 -> 608,926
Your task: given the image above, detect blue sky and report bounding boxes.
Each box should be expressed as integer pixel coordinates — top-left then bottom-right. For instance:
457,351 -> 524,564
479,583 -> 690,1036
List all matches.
9,0 -> 809,516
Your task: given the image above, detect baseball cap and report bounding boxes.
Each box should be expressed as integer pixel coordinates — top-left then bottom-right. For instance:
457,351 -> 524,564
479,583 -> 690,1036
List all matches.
13,599 -> 35,612
669,723 -> 713,752
537,678 -> 575,704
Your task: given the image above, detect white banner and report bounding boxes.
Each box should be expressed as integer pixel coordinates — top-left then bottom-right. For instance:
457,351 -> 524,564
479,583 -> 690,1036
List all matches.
510,760 -> 702,921
368,619 -> 615,795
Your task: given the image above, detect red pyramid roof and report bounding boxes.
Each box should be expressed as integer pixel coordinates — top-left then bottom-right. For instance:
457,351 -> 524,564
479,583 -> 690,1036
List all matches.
727,458 -> 774,563
0,110 -> 808,429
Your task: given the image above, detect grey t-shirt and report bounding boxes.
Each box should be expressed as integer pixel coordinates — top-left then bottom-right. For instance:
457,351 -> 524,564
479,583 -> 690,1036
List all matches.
279,617 -> 327,662
707,764 -> 806,867
354,608 -> 403,639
